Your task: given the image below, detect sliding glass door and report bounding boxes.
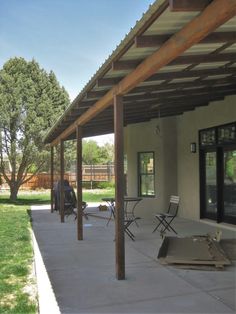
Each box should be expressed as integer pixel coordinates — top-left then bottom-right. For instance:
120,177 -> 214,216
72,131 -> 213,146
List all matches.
223,149 -> 236,224
200,122 -> 236,225
204,151 -> 217,220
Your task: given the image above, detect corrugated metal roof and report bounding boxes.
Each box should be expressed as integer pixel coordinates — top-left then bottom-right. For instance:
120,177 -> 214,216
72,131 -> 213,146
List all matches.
44,0 -> 236,144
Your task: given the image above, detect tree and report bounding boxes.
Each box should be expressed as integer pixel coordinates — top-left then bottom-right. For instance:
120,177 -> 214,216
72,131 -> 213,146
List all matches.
0,57 -> 70,200
82,140 -> 101,165
99,142 -> 114,164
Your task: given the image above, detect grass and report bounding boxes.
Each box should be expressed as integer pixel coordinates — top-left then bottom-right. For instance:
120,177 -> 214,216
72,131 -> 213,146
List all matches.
0,187 -> 114,313
82,187 -> 115,203
0,187 -> 115,205
0,191 -> 50,206
0,202 -> 37,313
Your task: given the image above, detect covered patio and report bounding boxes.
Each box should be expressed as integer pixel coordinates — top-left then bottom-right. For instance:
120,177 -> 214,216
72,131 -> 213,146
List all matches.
31,204 -> 236,313
44,0 -> 236,280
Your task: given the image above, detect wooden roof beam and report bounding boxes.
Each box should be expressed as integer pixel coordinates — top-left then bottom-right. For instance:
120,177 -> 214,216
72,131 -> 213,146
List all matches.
125,95 -> 224,108
124,84 -> 236,102
169,0 -> 211,12
91,78 -> 234,103
113,52 -> 236,71
50,0 -> 236,146
124,112 -> 184,125
97,67 -> 236,87
96,77 -> 121,88
135,31 -> 236,48
129,77 -> 236,95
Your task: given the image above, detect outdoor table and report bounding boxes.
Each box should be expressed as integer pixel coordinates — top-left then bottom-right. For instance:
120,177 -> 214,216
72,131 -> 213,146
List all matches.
102,197 -> 115,226
102,196 -> 142,241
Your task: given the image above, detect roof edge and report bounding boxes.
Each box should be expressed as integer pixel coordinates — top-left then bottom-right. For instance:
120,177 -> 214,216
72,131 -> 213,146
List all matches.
44,0 -> 168,144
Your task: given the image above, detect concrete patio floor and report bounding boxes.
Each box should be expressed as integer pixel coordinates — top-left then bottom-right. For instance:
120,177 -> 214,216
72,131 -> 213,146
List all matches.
31,204 -> 236,314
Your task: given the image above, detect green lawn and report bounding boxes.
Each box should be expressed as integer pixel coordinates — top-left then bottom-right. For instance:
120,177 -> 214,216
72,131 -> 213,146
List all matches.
0,202 -> 37,313
0,187 -> 115,205
82,188 -> 115,203
0,187 -> 114,313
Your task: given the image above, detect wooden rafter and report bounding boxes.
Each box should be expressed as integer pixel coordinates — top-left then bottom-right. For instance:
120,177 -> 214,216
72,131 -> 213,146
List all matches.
135,31 -> 236,48
97,67 -> 236,87
169,0 -> 211,12
88,77 -> 236,100
112,53 -> 236,71
124,85 -> 236,102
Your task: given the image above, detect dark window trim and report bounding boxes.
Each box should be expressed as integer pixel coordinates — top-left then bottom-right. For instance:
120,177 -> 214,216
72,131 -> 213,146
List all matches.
137,151 -> 155,198
199,121 -> 236,149
199,121 -> 236,225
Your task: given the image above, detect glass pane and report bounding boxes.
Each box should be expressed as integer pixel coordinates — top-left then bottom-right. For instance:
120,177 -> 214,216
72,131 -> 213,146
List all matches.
139,152 -> 154,174
205,152 -> 217,216
200,129 -> 216,147
140,175 -> 155,196
224,150 -> 236,219
218,124 -> 236,144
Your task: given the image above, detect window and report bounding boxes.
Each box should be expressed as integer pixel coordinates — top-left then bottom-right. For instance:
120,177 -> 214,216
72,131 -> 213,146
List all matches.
199,122 -> 236,148
138,152 -> 155,197
200,128 -> 216,147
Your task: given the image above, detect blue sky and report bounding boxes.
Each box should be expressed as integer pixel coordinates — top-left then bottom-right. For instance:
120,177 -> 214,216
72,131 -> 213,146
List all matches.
0,0 -> 154,101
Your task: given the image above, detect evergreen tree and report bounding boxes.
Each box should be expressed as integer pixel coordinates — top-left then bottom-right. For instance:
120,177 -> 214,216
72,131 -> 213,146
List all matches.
0,57 -> 70,200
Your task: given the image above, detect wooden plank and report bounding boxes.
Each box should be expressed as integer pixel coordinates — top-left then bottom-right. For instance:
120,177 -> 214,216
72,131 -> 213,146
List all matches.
97,66 -> 236,87
60,140 -> 65,223
124,84 -> 236,102
130,77 -> 236,95
158,236 -> 231,266
76,126 -> 83,240
135,31 -> 236,47
113,52 -> 236,71
124,96 -> 223,108
87,81 -> 224,100
50,146 -> 54,213
169,0 -> 211,12
55,91 -> 227,131
86,90 -> 107,99
114,95 -> 125,280
51,0 -> 236,145
96,77 -> 121,87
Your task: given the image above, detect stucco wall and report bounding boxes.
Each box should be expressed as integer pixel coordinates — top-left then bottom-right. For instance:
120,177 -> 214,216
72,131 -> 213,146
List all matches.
125,95 -> 236,220
124,116 -> 177,218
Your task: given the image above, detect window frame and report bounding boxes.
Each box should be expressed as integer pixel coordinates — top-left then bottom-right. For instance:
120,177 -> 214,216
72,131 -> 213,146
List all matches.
137,151 -> 155,198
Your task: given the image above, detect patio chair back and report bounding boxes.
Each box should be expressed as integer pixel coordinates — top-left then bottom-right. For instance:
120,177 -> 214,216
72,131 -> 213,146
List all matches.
168,195 -> 180,216
64,186 -> 77,211
54,179 -> 88,219
152,195 -> 180,235
55,180 -> 77,215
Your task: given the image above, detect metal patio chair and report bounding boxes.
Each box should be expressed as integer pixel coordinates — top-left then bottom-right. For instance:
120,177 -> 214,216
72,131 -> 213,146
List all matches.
64,187 -> 88,220
54,180 -> 88,220
124,217 -> 141,241
152,195 -> 180,235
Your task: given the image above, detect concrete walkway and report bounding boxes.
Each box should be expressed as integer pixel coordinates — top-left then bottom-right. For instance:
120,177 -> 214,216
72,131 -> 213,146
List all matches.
31,205 -> 236,314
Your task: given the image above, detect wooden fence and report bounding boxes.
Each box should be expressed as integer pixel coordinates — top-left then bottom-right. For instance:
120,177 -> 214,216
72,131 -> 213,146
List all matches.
1,164 -> 115,190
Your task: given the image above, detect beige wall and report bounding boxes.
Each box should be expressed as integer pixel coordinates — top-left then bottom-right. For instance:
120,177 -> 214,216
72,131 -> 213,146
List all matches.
125,116 -> 177,218
125,95 -> 236,220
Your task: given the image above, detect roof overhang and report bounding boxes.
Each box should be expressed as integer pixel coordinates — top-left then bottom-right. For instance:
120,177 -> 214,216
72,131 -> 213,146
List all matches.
44,0 -> 236,145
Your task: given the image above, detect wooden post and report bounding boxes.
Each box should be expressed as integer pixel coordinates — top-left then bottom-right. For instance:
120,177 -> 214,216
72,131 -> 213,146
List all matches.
50,146 -> 54,213
114,95 -> 125,280
60,139 -> 65,223
76,126 -> 83,240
